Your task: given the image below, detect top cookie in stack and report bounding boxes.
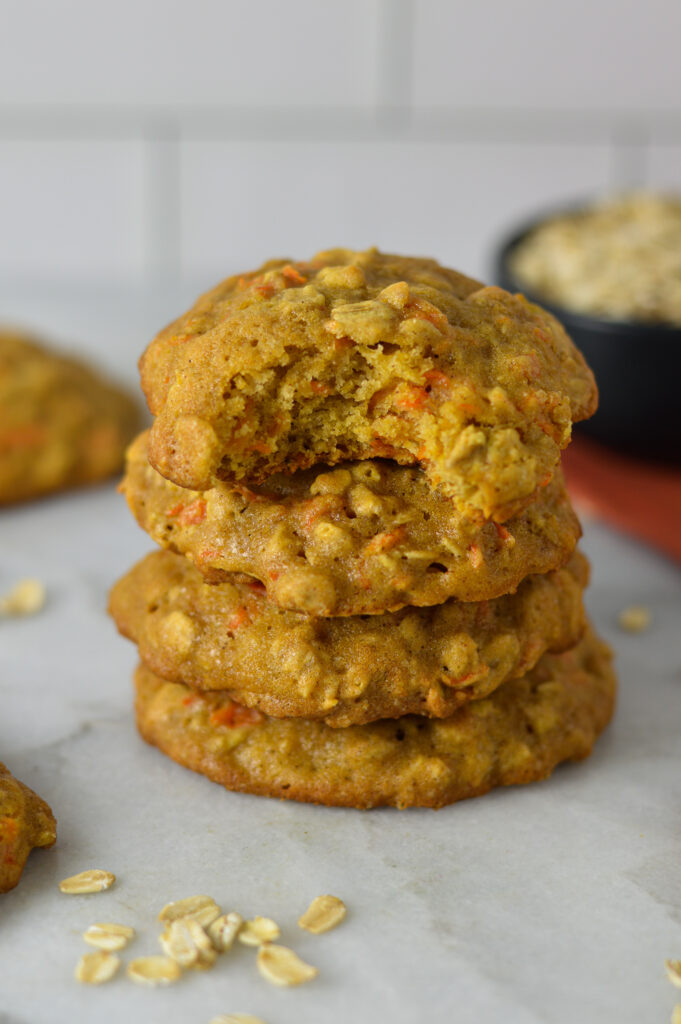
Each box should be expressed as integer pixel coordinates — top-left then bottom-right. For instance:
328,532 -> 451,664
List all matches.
111,248 -> 614,810
139,249 -> 597,523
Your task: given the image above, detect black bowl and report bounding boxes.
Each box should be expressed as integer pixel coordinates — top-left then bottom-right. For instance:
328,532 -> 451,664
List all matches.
494,214 -> 681,463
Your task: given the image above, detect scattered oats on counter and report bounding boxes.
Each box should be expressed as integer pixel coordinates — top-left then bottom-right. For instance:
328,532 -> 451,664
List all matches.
59,869 -> 116,894
74,950 -> 121,985
618,605 -> 652,633
0,578 -> 46,617
70,888 -> 340,996
238,916 -> 281,947
83,922 -> 135,951
256,944 -> 319,987
298,894 -> 347,934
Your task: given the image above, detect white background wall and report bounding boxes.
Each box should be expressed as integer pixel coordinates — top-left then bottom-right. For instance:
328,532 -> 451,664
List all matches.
1,0 -> 680,297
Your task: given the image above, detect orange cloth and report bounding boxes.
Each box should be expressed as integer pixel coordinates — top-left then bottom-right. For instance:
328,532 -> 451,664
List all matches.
562,436 -> 681,564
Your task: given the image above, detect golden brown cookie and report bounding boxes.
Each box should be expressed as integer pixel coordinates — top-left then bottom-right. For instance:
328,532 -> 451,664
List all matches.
111,549 -> 589,727
139,248 -> 597,522
0,763 -> 56,893
0,330 -> 140,504
123,431 -> 581,616
134,626 -> 615,809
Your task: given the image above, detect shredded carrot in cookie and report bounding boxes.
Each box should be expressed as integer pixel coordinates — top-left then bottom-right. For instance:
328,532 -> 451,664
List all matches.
209,703 -> 263,728
226,607 -> 250,632
167,498 -> 207,526
364,527 -> 407,556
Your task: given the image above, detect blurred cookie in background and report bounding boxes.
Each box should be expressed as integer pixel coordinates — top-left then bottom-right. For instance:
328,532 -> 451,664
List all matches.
0,330 -> 141,505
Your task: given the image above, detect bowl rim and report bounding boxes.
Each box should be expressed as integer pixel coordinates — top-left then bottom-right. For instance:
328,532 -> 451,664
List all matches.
494,200 -> 681,338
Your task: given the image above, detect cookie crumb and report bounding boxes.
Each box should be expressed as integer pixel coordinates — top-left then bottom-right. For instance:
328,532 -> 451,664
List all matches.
618,605 -> 652,633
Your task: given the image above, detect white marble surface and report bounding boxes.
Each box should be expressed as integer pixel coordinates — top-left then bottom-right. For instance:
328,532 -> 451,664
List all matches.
1,484 -> 680,1024
1,285 -> 680,1023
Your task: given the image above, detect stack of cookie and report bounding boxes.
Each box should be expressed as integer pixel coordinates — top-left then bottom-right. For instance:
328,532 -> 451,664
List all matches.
110,249 -> 615,809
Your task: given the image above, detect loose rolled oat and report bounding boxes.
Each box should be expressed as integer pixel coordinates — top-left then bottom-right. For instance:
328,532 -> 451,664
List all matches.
0,578 -> 46,617
160,917 -> 216,970
83,922 -> 135,951
127,955 -> 182,986
256,944 -> 318,987
238,916 -> 280,947
208,912 -> 244,952
298,894 -> 347,935
158,894 -> 221,928
74,950 -> 121,985
618,605 -> 652,633
666,960 -> 681,989
210,1016 -> 267,1024
59,869 -> 115,894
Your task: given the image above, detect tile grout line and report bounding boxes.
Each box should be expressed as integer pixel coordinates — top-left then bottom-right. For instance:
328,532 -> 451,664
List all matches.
608,122 -> 651,190
1,105 -> 681,145
144,118 -> 182,287
376,0 -> 414,129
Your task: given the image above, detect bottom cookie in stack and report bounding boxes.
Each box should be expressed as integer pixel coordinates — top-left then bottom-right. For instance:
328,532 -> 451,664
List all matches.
132,626 -> 614,810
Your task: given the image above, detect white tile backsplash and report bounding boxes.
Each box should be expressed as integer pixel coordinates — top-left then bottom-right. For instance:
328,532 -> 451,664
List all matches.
412,0 -> 681,111
0,1 -> 678,287
179,139 -> 612,282
1,0 -> 381,109
0,140 -> 147,280
647,144 -> 681,190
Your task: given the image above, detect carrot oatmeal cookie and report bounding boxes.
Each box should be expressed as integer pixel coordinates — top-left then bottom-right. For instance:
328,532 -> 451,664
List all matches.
0,762 -> 56,893
110,549 -> 588,726
0,330 -> 140,504
140,249 -> 597,522
134,626 -> 615,809
123,431 -> 581,616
